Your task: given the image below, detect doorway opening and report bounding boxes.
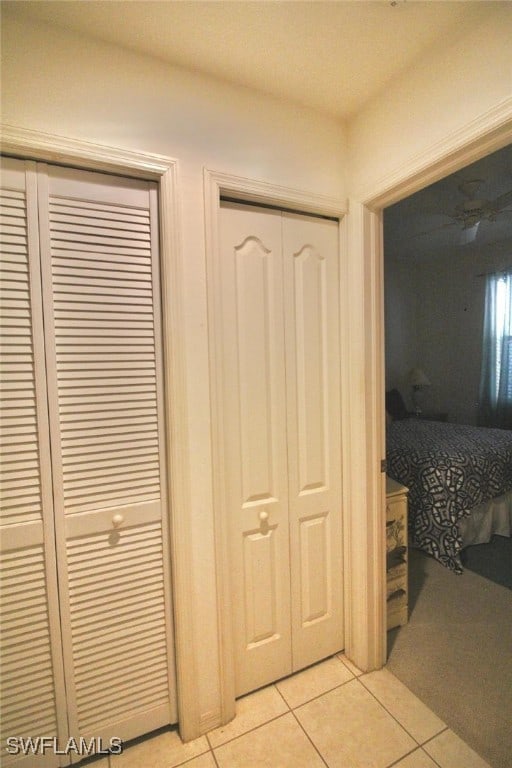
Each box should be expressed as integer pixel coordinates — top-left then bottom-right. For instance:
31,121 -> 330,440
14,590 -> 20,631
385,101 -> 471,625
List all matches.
380,141 -> 512,768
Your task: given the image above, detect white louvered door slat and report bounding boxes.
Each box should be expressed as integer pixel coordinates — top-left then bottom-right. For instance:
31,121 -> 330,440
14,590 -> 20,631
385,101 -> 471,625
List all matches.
37,163 -> 177,749
0,157 -> 68,768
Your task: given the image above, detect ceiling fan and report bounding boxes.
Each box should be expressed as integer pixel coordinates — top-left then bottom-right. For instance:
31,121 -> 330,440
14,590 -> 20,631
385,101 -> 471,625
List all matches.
451,179 -> 512,243
411,178 -> 512,245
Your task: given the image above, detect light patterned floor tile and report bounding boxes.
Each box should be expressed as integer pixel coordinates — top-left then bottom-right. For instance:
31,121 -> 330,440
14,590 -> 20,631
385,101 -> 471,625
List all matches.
276,656 -> 354,708
213,712 -> 326,768
392,748 -> 442,767
295,678 -> 416,768
109,728 -> 209,768
423,729 -> 492,768
361,668 -> 445,743
207,684 -> 289,748
177,752 -> 217,768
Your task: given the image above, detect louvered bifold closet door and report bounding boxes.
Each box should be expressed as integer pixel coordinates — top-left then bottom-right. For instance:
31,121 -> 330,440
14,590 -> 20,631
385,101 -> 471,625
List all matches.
37,164 -> 177,747
0,158 -> 68,767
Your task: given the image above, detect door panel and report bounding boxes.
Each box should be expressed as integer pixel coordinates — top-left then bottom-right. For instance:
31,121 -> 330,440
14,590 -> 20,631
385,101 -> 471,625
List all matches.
283,213 -> 343,671
65,517 -> 172,739
36,164 -> 177,745
220,203 -> 292,697
236,234 -> 280,504
0,158 -> 67,767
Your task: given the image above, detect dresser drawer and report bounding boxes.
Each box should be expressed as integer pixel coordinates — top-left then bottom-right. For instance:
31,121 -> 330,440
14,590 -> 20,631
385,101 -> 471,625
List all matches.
386,478 -> 409,630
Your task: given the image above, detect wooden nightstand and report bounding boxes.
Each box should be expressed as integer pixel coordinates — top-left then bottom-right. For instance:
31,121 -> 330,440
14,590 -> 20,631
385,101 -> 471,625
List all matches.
386,477 -> 408,630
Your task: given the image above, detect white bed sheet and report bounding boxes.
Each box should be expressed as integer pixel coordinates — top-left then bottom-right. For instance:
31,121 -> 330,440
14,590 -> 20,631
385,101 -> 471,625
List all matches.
460,491 -> 512,548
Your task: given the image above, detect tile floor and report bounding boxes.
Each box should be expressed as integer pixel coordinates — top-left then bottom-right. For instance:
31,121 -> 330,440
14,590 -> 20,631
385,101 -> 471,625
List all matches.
102,654 -> 491,768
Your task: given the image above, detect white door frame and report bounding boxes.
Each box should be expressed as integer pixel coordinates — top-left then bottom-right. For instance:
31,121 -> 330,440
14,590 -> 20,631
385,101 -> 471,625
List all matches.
355,104 -> 512,670
204,168 -> 349,723
0,124 -> 200,741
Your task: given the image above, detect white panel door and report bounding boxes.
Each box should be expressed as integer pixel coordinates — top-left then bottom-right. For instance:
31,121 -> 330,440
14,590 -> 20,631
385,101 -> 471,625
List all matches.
219,202 -> 343,698
36,164 -> 177,746
219,202 -> 292,697
282,213 -> 343,670
0,158 -> 68,767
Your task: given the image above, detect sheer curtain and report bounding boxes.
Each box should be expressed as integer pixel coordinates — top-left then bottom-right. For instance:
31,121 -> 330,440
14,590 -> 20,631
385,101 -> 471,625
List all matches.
479,268 -> 512,429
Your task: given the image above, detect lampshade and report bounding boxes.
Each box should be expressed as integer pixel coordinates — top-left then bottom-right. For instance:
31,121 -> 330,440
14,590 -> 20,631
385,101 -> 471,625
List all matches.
408,367 -> 431,388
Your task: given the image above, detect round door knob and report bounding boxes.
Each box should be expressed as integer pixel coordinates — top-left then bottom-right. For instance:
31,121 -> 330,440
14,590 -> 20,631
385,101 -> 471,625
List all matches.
259,510 -> 269,522
112,513 -> 124,527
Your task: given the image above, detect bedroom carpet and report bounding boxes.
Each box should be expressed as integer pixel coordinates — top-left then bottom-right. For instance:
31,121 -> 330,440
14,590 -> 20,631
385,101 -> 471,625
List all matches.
462,534 -> 512,589
387,547 -> 512,768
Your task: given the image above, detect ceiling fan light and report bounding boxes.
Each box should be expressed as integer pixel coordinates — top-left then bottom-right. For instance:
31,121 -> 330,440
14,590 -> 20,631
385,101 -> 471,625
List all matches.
460,221 -> 479,244
463,214 -> 480,228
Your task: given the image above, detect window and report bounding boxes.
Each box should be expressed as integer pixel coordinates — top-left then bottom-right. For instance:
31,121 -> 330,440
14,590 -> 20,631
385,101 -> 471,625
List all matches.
495,276 -> 512,400
479,269 -> 512,428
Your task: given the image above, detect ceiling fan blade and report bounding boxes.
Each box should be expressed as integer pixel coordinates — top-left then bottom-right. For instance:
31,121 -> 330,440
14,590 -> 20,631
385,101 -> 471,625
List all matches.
494,189 -> 512,211
408,221 -> 457,239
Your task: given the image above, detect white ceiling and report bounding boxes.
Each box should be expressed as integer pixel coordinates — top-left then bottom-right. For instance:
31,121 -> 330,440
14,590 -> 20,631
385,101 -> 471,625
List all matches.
1,0 -> 496,121
3,0 -> 510,260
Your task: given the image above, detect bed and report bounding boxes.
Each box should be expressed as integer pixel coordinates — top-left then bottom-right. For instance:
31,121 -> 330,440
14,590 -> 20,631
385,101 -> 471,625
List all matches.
386,418 -> 512,572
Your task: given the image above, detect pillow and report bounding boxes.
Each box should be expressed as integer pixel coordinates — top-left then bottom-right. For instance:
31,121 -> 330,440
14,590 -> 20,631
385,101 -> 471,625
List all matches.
385,389 -> 408,420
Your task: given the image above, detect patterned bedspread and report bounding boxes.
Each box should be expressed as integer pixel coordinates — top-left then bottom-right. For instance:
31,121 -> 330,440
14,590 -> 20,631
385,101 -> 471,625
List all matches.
386,420 -> 512,572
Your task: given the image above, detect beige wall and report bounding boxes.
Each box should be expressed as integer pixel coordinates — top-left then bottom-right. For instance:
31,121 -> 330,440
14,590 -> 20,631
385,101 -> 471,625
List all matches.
348,2 -> 512,200
1,13 -> 348,194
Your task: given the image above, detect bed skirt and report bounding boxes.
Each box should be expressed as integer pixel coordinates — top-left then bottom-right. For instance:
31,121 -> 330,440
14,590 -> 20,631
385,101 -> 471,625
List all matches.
460,491 -> 512,548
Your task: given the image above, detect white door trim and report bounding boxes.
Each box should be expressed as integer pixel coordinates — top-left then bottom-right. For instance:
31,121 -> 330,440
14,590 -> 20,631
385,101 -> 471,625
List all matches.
342,200 -> 387,671
204,168 -> 348,722
354,101 -> 512,670
0,124 -> 200,741
359,97 -> 512,209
